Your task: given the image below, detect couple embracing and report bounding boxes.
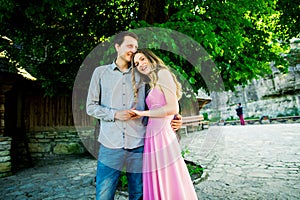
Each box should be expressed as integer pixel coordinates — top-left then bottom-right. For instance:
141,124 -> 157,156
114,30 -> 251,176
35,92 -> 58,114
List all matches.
86,31 -> 198,200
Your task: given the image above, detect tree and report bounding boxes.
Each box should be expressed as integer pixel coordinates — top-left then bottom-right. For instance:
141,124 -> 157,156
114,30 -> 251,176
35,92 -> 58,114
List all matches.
0,0 -> 297,95
0,0 -> 137,95
275,0 -> 300,41
135,0 -> 291,91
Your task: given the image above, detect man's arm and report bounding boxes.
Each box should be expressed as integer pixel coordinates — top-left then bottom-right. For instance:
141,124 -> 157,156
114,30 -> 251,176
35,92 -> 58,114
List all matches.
86,67 -> 115,121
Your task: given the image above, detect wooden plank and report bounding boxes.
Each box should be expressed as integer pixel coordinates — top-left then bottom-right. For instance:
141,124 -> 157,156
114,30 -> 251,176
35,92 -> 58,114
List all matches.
181,115 -> 205,135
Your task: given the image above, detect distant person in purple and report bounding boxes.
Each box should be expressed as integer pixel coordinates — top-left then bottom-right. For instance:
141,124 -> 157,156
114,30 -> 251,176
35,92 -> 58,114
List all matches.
236,103 -> 245,125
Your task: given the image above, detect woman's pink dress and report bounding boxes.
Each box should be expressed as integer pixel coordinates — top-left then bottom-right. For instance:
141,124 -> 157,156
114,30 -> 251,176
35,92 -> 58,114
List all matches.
143,88 -> 198,200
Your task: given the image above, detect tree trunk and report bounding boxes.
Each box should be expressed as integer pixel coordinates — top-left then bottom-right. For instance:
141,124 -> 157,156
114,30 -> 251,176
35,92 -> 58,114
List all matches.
138,0 -> 167,24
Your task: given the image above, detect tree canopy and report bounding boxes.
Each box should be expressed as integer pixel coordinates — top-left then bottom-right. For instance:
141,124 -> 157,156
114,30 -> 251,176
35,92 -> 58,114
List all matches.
0,0 -> 298,95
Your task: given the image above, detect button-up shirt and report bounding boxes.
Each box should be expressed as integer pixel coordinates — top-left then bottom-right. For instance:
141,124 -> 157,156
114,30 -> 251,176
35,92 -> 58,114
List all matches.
86,62 -> 146,149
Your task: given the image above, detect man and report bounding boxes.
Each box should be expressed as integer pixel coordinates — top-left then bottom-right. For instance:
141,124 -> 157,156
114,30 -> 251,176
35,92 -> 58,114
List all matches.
86,31 -> 182,200
236,103 -> 245,125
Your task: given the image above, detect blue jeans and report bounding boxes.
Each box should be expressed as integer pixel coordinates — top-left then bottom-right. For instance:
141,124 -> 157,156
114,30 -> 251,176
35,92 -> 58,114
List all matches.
96,145 -> 143,200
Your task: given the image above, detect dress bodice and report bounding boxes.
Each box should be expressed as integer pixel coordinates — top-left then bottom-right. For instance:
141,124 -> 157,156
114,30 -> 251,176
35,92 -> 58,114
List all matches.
146,88 -> 166,110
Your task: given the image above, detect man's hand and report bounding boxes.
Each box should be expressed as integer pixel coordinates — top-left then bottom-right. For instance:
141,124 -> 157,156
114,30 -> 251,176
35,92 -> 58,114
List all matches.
115,110 -> 137,121
171,114 -> 182,131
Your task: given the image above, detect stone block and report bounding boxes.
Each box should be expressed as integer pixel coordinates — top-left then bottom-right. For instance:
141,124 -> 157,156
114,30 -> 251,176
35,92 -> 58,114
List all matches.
0,156 -> 11,162
34,133 -> 46,139
53,143 -> 84,154
66,132 -> 78,138
0,144 -> 11,151
0,162 -> 11,172
0,137 -> 11,142
0,171 -> 12,178
28,143 -> 51,153
37,139 -> 51,143
0,150 -> 10,156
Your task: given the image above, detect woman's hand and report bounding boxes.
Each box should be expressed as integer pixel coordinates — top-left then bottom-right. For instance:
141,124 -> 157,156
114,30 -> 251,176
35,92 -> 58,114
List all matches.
115,110 -> 137,121
130,109 -> 144,119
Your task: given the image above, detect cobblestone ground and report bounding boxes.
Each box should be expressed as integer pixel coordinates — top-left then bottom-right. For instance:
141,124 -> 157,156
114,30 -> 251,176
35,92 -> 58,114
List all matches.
0,124 -> 299,199
182,123 -> 300,200
0,154 -> 97,200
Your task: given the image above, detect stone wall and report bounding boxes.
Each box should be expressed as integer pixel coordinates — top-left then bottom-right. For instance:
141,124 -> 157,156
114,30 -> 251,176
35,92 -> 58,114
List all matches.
201,38 -> 300,121
0,137 -> 12,177
201,71 -> 300,121
27,129 -> 86,160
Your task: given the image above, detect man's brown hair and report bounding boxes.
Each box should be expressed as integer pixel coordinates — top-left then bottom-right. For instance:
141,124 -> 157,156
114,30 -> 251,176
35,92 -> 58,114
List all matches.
114,31 -> 138,45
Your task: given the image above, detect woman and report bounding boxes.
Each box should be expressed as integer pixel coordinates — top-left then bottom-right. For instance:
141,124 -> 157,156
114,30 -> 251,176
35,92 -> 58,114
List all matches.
131,49 -> 198,200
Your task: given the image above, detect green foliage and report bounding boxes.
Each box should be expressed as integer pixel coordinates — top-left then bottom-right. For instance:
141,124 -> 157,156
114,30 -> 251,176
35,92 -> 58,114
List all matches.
244,117 -> 260,120
275,0 -> 300,40
202,113 -> 209,121
181,146 -> 204,179
133,0 -> 291,92
181,146 -> 190,158
276,113 -> 285,117
0,0 -> 138,95
186,162 -> 204,178
117,147 -> 204,191
0,0 -> 297,96
209,117 -> 221,123
290,107 -> 299,116
118,171 -> 128,190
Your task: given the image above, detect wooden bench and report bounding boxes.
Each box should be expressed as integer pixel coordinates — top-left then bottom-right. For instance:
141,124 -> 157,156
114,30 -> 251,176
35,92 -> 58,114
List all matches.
181,115 -> 205,135
201,120 -> 210,129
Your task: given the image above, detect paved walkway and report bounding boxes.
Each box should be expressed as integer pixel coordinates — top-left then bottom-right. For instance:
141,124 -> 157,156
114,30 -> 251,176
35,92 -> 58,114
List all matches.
0,124 -> 299,199
182,123 -> 300,200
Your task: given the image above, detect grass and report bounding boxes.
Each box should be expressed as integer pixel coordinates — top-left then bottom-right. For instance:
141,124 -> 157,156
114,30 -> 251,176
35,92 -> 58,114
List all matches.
117,158 -> 204,191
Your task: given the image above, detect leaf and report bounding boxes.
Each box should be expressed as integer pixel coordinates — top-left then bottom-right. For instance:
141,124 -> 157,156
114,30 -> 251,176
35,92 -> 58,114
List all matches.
189,77 -> 196,84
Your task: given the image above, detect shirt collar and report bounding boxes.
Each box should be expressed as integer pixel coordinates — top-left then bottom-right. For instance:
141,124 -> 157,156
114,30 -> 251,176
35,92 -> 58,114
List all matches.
111,59 -> 132,73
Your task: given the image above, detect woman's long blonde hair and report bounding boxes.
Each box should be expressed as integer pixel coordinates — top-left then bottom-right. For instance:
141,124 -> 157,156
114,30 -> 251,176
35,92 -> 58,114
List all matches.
131,49 -> 182,103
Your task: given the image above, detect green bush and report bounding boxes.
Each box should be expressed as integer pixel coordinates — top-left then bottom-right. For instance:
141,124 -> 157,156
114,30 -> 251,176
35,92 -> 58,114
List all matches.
276,113 -> 285,117
202,113 -> 209,120
290,107 -> 299,116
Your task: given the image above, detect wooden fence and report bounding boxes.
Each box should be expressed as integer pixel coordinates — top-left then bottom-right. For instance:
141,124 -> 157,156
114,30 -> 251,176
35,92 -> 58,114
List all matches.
24,91 -> 93,132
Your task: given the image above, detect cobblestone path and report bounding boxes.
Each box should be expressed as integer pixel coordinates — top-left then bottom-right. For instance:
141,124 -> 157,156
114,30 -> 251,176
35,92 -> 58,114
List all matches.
182,123 -> 300,200
0,124 -> 299,199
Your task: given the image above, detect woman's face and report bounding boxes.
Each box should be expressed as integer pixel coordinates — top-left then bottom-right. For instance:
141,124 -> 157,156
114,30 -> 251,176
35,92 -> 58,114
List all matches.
134,53 -> 152,75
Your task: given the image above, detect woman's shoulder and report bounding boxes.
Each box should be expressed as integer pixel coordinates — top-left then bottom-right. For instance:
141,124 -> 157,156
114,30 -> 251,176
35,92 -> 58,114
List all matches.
157,69 -> 175,89
158,68 -> 172,77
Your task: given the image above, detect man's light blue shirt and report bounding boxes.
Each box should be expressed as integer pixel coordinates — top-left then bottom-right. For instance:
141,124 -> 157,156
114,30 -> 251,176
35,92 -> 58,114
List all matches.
86,62 -> 146,149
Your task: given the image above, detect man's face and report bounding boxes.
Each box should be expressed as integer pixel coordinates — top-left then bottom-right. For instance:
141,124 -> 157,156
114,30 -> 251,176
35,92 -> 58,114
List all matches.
115,36 -> 138,63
